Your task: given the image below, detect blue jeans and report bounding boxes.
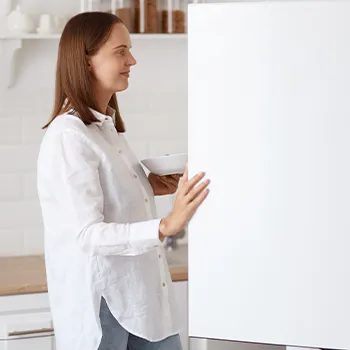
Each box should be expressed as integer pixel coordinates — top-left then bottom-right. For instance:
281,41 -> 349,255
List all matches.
98,297 -> 183,350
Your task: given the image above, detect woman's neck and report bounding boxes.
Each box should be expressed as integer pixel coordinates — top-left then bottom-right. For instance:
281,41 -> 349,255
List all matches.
94,88 -> 113,115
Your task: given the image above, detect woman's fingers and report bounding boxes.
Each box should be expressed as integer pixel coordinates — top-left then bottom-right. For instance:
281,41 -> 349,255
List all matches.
187,179 -> 210,203
190,186 -> 210,209
171,174 -> 182,180
182,163 -> 189,183
181,172 -> 206,195
158,176 -> 178,187
165,164 -> 210,236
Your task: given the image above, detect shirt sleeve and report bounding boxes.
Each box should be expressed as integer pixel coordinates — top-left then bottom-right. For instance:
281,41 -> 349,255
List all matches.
54,129 -> 161,256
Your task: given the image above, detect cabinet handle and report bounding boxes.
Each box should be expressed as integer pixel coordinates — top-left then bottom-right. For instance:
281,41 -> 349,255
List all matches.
8,328 -> 54,337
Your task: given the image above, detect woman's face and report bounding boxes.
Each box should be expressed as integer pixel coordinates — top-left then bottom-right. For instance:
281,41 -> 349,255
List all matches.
89,23 -> 136,94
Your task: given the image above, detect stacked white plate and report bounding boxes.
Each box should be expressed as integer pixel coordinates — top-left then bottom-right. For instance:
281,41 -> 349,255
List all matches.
141,153 -> 188,176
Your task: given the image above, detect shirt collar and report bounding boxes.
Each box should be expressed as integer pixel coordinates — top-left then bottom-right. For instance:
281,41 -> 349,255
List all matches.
90,106 -> 116,126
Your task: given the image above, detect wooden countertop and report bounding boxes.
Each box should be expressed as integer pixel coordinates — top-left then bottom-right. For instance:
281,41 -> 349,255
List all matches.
0,255 -> 188,297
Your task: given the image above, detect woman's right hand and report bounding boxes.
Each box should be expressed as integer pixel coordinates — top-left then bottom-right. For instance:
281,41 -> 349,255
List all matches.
158,164 -> 210,240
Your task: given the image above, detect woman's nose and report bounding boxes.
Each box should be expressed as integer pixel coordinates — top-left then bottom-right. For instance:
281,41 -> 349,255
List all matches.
128,53 -> 137,66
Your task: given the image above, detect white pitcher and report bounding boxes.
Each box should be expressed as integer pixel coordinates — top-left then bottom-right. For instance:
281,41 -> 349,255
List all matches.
7,5 -> 35,34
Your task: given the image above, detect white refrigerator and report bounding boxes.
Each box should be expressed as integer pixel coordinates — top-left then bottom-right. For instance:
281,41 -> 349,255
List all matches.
188,1 -> 350,349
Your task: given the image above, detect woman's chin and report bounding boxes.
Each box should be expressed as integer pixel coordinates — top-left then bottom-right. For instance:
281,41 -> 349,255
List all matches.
114,81 -> 129,93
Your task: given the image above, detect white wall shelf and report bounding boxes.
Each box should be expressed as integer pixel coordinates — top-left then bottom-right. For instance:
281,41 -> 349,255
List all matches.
0,34 -> 62,40
0,33 -> 187,89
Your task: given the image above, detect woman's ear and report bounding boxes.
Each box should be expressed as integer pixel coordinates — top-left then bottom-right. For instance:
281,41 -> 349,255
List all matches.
86,56 -> 92,71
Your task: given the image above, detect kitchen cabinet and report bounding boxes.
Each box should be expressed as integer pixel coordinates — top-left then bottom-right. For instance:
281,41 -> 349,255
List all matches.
0,293 -> 54,350
188,1 -> 350,349
0,336 -> 55,350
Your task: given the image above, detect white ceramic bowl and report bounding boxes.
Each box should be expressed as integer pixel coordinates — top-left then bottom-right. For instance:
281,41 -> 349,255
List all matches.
141,153 -> 188,176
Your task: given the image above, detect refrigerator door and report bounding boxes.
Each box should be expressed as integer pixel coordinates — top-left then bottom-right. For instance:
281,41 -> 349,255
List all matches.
188,1 -> 350,349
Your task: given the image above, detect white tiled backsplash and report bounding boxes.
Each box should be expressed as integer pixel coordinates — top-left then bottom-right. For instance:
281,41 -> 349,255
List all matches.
0,38 -> 187,256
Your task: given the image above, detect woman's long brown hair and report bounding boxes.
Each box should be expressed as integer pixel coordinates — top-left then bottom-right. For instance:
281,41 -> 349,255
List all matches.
42,12 -> 125,132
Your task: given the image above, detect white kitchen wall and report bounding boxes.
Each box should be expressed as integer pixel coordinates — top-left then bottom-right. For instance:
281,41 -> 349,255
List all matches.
0,37 -> 187,256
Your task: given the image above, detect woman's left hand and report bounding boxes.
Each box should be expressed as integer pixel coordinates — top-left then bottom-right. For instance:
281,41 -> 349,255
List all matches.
148,173 -> 182,196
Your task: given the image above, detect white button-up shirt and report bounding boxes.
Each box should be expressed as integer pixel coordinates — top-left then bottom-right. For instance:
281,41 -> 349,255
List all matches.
37,107 -> 181,350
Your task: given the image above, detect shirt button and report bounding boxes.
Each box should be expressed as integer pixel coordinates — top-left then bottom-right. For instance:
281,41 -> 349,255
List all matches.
159,254 -> 161,258
144,198 -> 149,203
162,282 -> 166,287
118,149 -> 122,154
133,174 -> 138,179
105,117 -> 108,120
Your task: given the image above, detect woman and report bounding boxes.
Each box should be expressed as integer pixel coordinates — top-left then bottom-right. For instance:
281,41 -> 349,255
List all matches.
37,11 -> 209,350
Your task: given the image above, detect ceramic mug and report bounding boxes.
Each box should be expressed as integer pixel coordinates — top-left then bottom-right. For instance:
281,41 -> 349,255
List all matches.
37,14 -> 56,34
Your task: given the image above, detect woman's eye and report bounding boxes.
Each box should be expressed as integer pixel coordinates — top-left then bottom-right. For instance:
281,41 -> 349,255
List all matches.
118,50 -> 125,56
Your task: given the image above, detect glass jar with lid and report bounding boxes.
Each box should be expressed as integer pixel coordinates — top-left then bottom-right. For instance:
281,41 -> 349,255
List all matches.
160,0 -> 186,34
134,0 -> 159,33
83,0 -> 133,32
111,0 -> 133,32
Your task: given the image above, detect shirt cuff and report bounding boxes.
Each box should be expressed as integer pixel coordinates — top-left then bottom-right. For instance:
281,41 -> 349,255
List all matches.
129,218 -> 162,251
